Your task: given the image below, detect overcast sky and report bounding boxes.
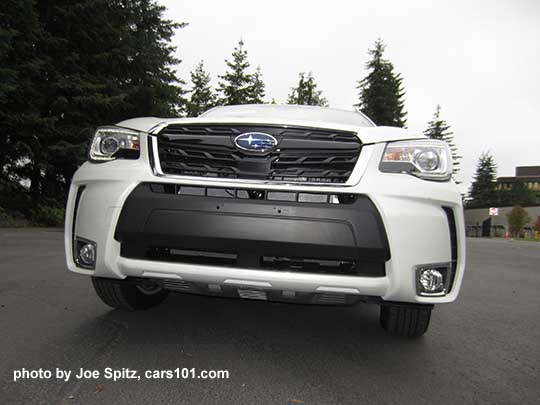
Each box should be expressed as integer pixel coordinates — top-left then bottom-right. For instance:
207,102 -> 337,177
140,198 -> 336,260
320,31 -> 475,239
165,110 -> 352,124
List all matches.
162,0 -> 540,192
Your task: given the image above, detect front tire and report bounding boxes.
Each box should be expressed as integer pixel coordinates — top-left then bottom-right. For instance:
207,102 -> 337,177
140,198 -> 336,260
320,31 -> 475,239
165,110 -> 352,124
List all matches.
92,277 -> 168,310
380,304 -> 432,338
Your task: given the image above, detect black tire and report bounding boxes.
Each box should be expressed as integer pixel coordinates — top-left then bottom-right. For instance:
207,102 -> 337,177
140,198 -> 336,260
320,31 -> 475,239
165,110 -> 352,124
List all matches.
380,304 -> 432,338
91,277 -> 168,310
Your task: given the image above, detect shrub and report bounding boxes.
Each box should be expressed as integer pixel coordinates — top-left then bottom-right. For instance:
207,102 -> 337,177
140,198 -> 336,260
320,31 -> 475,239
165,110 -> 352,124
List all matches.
506,206 -> 531,238
0,206 -> 15,227
31,205 -> 65,227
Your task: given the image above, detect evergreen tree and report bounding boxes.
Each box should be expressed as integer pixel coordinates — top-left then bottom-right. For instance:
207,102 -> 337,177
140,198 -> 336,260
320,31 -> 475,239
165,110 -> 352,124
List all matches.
218,40 -> 253,105
247,66 -> 266,104
187,61 -> 216,117
0,0 -> 51,210
467,152 -> 498,208
424,105 -> 461,182
355,39 -> 406,126
287,72 -> 328,106
0,0 -> 186,212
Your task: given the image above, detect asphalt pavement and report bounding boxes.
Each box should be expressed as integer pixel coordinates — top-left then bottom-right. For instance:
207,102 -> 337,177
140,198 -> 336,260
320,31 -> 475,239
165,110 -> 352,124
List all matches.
0,229 -> 539,404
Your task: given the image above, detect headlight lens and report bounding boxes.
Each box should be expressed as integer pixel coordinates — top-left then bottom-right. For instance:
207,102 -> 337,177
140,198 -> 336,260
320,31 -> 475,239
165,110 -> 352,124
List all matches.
89,126 -> 140,161
380,139 -> 452,181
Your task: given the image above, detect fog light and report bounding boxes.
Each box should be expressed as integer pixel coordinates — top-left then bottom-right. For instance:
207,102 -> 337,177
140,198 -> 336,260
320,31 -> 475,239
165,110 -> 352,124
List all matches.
74,238 -> 96,269
420,269 -> 443,292
79,243 -> 95,265
416,264 -> 451,296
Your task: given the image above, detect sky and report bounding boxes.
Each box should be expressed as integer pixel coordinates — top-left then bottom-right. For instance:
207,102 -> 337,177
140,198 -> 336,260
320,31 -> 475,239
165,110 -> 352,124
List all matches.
161,0 -> 540,192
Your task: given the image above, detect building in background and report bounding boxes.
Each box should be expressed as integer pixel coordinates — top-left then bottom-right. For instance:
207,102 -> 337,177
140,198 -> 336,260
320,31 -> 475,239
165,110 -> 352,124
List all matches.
465,166 -> 540,237
497,166 -> 540,204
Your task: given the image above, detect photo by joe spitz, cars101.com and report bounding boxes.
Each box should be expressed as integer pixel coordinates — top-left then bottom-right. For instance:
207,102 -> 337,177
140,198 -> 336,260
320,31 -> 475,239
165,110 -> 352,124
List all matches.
65,104 -> 466,338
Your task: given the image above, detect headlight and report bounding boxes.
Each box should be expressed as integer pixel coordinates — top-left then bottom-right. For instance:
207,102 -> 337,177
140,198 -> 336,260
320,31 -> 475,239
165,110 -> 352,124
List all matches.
379,139 -> 452,181
89,126 -> 140,161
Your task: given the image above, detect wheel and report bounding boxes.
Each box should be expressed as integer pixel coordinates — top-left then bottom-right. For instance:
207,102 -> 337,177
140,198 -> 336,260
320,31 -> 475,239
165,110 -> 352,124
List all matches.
91,277 -> 168,310
379,304 -> 432,338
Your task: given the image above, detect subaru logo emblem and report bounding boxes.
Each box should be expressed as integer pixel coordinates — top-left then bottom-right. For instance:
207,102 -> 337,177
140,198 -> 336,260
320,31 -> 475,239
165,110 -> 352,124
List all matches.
234,132 -> 277,152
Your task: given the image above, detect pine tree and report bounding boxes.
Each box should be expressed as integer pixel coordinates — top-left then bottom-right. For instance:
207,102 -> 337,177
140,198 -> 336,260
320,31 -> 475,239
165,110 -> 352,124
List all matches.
287,72 -> 328,106
467,152 -> 498,208
218,40 -> 253,105
424,105 -> 461,182
187,61 -> 216,117
0,0 -> 52,207
355,39 -> 406,126
247,66 -> 266,104
1,0 -> 187,212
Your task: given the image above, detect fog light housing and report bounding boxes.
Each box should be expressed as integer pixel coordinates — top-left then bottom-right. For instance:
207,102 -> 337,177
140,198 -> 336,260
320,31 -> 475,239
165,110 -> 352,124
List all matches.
74,238 -> 97,269
416,264 -> 451,296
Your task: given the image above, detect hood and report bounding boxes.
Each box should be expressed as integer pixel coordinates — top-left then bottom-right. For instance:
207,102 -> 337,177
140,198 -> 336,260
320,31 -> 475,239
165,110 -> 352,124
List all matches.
115,116 -> 426,144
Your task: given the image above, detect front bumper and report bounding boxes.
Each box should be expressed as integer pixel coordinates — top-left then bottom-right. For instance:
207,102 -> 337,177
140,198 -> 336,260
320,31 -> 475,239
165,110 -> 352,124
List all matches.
116,183 -> 390,275
65,141 -> 466,304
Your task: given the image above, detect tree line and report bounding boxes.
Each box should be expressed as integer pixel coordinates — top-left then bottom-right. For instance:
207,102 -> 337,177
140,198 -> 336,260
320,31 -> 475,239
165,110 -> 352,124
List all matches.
187,40 -> 330,111
1,0 -> 184,224
0,0 -> 460,225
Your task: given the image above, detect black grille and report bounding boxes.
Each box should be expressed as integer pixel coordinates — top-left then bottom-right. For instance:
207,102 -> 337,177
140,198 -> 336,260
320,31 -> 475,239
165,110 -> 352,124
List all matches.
155,124 -> 361,183
147,183 -> 358,204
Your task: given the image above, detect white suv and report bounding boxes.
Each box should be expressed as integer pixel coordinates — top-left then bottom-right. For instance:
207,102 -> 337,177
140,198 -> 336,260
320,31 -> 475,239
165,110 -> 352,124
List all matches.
65,104 -> 465,337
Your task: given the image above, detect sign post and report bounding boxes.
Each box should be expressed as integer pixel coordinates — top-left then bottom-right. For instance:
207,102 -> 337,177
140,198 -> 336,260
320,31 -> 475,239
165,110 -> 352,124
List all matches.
489,207 -> 499,216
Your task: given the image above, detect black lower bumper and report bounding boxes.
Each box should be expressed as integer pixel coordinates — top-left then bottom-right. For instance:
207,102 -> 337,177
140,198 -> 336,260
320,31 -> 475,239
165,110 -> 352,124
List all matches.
115,183 -> 390,277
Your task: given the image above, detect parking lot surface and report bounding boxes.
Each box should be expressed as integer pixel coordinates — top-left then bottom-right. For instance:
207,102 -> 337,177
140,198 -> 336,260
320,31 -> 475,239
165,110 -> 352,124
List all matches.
0,229 -> 539,404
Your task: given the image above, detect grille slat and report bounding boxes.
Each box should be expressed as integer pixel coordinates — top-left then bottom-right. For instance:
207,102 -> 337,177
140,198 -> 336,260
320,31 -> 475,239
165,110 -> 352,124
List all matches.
163,280 -> 192,292
156,124 -> 361,184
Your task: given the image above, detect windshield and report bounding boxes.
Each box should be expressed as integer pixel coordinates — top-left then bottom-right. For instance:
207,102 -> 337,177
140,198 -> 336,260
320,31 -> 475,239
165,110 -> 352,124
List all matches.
200,104 -> 375,127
